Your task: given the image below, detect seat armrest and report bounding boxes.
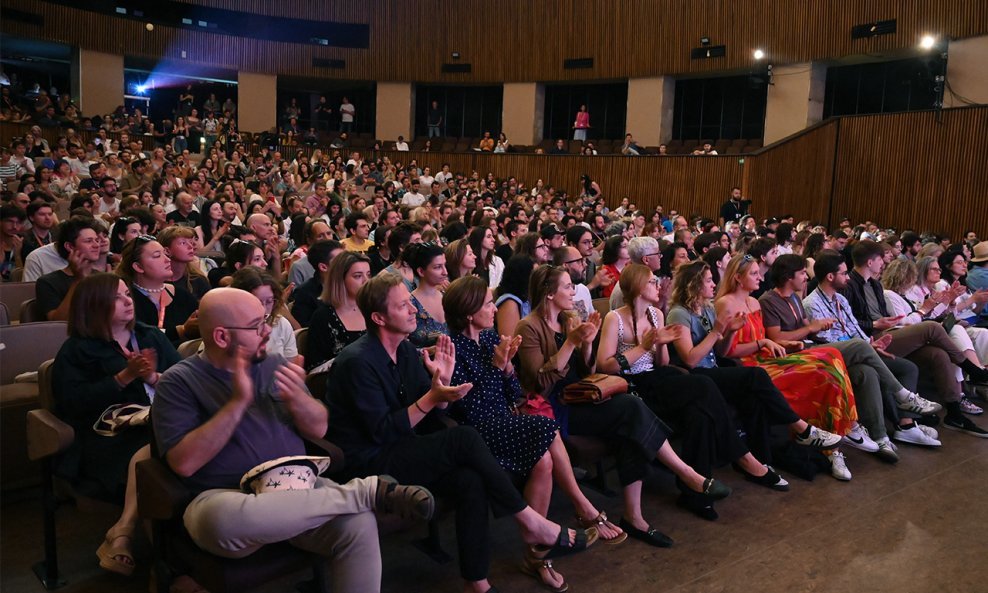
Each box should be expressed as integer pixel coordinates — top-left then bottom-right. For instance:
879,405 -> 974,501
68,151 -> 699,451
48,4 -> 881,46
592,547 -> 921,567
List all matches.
136,458 -> 194,520
304,436 -> 344,475
26,409 -> 74,461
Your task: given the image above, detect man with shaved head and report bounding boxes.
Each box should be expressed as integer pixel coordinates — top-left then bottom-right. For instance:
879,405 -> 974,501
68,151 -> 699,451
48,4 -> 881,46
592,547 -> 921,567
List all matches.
152,288 -> 435,593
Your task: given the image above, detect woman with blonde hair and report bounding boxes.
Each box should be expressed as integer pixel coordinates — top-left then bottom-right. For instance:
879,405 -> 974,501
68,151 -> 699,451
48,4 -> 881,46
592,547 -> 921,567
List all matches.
306,251 -> 371,371
715,254 -> 858,480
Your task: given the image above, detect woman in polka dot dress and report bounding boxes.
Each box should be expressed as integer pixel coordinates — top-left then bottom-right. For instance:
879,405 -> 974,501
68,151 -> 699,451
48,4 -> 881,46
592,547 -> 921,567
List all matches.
445,276 -> 627,592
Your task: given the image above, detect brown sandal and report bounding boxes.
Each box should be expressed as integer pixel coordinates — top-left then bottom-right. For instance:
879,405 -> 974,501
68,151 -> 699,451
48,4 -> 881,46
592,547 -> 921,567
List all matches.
96,526 -> 135,576
577,511 -> 628,545
521,553 -> 569,592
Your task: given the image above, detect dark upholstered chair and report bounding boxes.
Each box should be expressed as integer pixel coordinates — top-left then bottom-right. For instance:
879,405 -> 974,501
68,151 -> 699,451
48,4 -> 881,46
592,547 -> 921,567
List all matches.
137,437 -> 346,593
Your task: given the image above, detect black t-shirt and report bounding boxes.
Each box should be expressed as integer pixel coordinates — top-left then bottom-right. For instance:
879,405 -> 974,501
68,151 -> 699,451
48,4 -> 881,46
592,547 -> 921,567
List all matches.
36,269 -> 74,319
720,198 -> 751,222
495,243 -> 514,263
428,108 -> 442,126
166,209 -> 200,227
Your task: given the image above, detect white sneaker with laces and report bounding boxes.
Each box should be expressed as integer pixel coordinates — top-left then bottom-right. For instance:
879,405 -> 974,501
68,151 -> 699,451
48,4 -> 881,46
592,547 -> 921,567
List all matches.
894,424 -> 942,447
842,423 -> 879,453
794,425 -> 843,449
874,437 -> 900,463
828,451 -> 852,481
959,398 -> 984,415
896,391 -> 942,414
919,425 -> 939,440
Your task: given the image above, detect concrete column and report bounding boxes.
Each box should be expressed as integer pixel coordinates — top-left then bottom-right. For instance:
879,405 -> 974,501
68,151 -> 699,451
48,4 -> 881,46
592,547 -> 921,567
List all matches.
763,62 -> 826,145
501,83 -> 544,146
237,72 -> 277,134
944,35 -> 988,108
626,77 -> 674,146
375,82 -> 414,142
71,49 -> 124,117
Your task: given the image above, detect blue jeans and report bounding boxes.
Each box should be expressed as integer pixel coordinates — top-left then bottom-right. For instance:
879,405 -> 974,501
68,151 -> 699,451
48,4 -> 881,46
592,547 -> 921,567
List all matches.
428,125 -> 441,138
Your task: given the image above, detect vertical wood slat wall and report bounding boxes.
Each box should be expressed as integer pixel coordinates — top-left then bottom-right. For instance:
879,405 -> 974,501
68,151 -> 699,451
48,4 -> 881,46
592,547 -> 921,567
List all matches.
2,106 -> 985,239
3,0 -> 987,82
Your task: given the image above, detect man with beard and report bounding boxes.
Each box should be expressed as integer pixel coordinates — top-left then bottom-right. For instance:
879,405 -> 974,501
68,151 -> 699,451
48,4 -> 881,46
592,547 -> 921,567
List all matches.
152,288 -> 435,593
36,217 -> 103,320
554,245 -> 594,321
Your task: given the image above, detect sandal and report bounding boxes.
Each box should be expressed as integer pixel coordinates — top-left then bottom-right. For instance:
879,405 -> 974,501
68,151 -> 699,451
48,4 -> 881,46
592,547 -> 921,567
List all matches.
576,511 -> 628,545
529,527 -> 595,561
521,554 -> 569,592
96,526 -> 136,576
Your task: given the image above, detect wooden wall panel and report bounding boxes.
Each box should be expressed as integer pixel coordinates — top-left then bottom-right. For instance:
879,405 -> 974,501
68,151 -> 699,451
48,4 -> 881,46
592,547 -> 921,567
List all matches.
3,0 -> 986,83
745,122 -> 838,226
3,106 -> 985,239
830,107 -> 988,241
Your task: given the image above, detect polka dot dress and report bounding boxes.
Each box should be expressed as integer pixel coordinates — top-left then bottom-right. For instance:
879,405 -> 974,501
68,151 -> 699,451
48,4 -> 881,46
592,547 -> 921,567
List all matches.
449,330 -> 558,475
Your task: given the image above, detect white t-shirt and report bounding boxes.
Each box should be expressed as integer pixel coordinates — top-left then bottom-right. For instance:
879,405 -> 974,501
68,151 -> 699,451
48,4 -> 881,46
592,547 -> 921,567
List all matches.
340,103 -> 355,123
573,283 -> 593,322
395,141 -> 409,151
435,171 -> 452,184
419,175 -> 435,188
400,192 -> 427,208
267,316 -> 299,360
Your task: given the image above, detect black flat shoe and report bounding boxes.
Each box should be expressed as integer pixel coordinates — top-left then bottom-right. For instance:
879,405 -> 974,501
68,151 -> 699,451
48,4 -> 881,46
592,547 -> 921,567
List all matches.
677,494 -> 719,521
618,517 -> 673,548
733,463 -> 790,492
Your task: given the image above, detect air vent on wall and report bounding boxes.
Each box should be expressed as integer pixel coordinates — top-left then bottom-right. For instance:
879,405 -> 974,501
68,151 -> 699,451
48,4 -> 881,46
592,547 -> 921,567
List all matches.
312,58 -> 345,69
851,19 -> 897,39
564,57 -> 594,69
690,45 -> 726,59
441,63 -> 472,73
4,8 -> 44,26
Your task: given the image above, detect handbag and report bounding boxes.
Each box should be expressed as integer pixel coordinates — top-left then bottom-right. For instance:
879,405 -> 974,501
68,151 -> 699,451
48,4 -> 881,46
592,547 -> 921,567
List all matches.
561,373 -> 628,405
516,393 -> 555,419
93,404 -> 150,436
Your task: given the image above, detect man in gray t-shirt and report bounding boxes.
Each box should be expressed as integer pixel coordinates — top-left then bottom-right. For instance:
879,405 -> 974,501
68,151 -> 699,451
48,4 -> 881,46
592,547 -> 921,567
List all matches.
153,288 -> 434,593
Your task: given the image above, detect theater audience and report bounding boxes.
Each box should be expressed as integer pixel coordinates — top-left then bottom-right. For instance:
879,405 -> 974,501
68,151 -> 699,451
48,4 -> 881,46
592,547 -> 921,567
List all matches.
715,254 -> 859,480
327,274 -> 594,593
516,265 -> 731,540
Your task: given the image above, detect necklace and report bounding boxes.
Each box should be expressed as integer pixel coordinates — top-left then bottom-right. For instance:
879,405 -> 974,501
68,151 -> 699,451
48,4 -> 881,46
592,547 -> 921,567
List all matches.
133,282 -> 164,294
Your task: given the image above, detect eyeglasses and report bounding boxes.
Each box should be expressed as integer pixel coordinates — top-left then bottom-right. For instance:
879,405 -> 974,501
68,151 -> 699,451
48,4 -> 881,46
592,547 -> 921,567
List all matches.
134,234 -> 157,245
742,254 -> 755,263
563,257 -> 584,265
223,320 -> 268,336
643,252 -> 661,258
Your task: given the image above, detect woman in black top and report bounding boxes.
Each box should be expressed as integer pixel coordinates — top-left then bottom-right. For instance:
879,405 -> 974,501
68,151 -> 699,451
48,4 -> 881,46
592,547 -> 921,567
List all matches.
116,235 -> 199,345
306,251 -> 371,371
53,273 -> 180,576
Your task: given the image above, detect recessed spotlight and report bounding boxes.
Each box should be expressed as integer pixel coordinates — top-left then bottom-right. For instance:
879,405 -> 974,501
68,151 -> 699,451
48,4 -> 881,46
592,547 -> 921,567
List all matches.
753,49 -> 765,60
920,35 -> 936,49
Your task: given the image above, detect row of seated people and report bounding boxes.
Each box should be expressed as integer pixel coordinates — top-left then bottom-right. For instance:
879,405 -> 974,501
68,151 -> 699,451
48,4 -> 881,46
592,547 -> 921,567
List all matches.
43,211 -> 988,591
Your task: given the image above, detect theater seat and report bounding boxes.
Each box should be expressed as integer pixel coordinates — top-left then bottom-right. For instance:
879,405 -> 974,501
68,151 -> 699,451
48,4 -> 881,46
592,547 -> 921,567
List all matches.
138,455 -> 331,593
2,322 -> 68,492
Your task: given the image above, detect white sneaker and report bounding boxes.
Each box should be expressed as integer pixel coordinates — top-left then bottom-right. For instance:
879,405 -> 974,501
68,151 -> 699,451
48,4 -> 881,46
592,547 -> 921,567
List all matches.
842,423 -> 879,453
793,425 -> 843,449
828,451 -> 852,481
896,391 -> 942,415
919,424 -> 939,440
874,437 -> 900,463
893,424 -> 942,447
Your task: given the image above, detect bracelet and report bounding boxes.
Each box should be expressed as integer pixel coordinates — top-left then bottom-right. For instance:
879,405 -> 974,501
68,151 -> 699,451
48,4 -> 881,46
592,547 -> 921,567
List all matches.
414,400 -> 428,414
